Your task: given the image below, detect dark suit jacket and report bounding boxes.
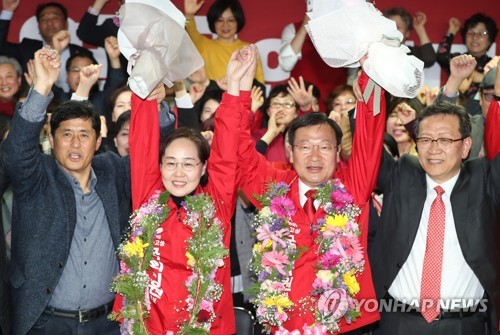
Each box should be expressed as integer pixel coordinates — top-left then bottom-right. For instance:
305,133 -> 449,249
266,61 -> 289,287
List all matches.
372,149 -> 500,320
0,144 -> 11,335
0,19 -> 90,73
2,94 -> 131,335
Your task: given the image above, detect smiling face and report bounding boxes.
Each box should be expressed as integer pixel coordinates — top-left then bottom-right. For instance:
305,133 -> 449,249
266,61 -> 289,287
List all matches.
49,118 -> 101,182
0,63 -> 21,102
331,92 -> 356,117
267,93 -> 298,127
288,124 -> 340,188
214,8 -> 238,42
417,114 -> 471,184
465,22 -> 491,57
160,138 -> 207,197
112,91 -> 132,122
386,109 -> 412,145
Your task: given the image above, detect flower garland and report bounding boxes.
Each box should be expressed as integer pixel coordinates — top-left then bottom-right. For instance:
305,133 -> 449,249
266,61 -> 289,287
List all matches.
109,190 -> 228,335
250,179 -> 363,334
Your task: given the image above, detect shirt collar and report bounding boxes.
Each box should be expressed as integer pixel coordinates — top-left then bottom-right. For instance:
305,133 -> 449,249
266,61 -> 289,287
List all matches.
425,170 -> 460,196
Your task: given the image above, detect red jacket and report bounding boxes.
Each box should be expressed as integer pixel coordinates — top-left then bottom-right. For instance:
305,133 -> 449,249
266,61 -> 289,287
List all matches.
115,93 -> 241,334
237,72 -> 385,333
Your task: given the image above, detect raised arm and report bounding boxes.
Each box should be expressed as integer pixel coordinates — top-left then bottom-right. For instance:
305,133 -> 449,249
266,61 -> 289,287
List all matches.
3,46 -> 60,193
207,46 -> 256,219
336,70 -> 386,205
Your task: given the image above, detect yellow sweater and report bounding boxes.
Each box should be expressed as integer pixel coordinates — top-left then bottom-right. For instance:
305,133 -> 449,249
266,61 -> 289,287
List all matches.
186,18 -> 265,84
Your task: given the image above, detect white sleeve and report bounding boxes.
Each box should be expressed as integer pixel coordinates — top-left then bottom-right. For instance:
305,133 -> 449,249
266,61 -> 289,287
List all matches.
278,23 -> 301,72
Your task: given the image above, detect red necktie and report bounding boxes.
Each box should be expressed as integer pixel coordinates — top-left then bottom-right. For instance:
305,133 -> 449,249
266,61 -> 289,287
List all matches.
303,189 -> 317,223
420,186 -> 446,323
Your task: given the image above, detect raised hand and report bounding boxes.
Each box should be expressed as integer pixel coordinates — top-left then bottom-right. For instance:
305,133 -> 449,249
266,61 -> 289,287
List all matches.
287,76 -> 313,110
75,64 -> 102,98
90,0 -> 110,12
226,45 -> 257,96
147,82 -> 166,102
251,85 -> 264,112
484,55 -> 500,74
33,46 -> 61,96
395,102 -> 416,126
450,54 -> 477,81
189,82 -> 207,104
23,59 -> 35,86
184,0 -> 204,17
239,44 -> 258,91
448,17 -> 461,35
2,0 -> 20,12
104,36 -> 121,68
51,30 -> 70,52
413,12 -> 427,31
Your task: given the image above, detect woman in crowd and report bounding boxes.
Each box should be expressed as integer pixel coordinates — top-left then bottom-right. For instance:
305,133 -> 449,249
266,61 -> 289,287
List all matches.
437,12 -> 498,115
113,47 -> 257,334
184,0 -> 265,84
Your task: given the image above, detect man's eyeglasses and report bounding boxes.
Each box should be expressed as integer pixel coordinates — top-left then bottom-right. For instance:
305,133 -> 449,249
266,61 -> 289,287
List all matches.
466,30 -> 489,39
415,137 -> 465,149
162,159 -> 202,171
69,66 -> 82,73
270,102 -> 295,110
293,143 -> 338,154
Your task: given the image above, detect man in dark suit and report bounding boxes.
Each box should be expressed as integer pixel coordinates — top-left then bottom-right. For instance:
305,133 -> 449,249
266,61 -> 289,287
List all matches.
371,100 -> 500,334
3,46 -> 130,335
0,1 -> 91,92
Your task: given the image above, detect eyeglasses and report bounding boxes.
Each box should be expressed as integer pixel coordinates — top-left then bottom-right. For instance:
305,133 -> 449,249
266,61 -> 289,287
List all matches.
293,143 -> 338,154
215,17 -> 237,25
162,159 -> 202,171
333,99 -> 356,108
466,30 -> 489,39
69,66 -> 82,73
270,102 -> 295,110
415,137 -> 465,149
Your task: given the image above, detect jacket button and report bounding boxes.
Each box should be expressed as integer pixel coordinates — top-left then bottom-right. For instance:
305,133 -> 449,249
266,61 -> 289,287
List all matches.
396,262 -> 402,268
46,288 -> 52,294
58,262 -> 63,268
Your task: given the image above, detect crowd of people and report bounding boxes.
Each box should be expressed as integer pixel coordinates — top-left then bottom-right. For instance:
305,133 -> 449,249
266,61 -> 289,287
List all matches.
0,0 -> 500,335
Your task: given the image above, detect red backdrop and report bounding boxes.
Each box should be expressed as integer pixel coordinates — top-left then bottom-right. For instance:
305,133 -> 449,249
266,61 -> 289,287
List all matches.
3,0 -> 499,89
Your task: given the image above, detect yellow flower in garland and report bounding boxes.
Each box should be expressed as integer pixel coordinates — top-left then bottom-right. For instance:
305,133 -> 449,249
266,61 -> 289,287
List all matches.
186,252 -> 195,267
322,214 -> 348,231
123,238 -> 149,258
343,271 -> 360,295
263,295 -> 293,313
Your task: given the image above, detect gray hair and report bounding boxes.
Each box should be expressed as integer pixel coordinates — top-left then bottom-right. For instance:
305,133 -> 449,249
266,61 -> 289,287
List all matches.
0,56 -> 22,77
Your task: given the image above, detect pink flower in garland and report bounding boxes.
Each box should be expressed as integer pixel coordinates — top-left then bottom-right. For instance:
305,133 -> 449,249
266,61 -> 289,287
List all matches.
331,189 -> 354,209
262,250 -> 289,276
319,250 -> 342,269
340,235 -> 364,264
270,196 -> 296,218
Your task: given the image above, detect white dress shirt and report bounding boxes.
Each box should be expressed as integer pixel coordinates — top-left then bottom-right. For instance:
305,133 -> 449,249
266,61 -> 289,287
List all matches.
389,172 -> 484,308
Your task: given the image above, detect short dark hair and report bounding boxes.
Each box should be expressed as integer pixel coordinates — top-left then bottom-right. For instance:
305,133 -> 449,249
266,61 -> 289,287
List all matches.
207,0 -> 245,34
263,84 -> 297,112
287,112 -> 343,148
65,51 -> 98,72
50,100 -> 101,138
326,84 -> 354,112
414,101 -> 471,139
159,127 -> 210,186
461,13 -> 498,47
112,110 -> 131,139
36,2 -> 68,22
382,7 -> 413,32
197,89 -> 223,122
